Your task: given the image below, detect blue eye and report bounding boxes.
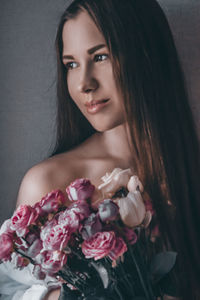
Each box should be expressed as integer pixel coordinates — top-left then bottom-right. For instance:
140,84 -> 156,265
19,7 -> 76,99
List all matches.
64,61 -> 78,70
94,54 -> 108,62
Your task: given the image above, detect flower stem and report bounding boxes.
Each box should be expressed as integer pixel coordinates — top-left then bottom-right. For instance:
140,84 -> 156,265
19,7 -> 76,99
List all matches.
115,284 -> 125,300
118,262 -> 135,295
15,249 -> 35,265
129,246 -> 152,300
136,242 -> 155,299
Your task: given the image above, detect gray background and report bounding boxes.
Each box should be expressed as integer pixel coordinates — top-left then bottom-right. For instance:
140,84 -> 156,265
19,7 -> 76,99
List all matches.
0,0 -> 199,223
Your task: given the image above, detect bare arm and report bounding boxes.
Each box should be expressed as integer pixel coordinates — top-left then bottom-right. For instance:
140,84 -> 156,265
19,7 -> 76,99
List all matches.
15,159 -> 75,299
43,288 -> 61,300
16,163 -> 57,207
16,157 -> 74,207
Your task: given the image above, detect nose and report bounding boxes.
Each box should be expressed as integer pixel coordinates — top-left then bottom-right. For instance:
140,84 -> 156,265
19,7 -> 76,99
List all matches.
77,65 -> 99,94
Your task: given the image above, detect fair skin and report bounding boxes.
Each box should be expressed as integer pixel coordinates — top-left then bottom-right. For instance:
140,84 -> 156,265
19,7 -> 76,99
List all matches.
17,10 -> 133,207
17,10 -> 133,299
17,10 -> 179,300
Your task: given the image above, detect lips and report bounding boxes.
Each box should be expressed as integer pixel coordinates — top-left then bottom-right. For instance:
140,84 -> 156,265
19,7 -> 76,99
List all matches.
85,99 -> 110,114
85,99 -> 109,107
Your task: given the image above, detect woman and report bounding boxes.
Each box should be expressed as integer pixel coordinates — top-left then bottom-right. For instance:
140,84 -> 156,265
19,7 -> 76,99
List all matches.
1,0 -> 199,299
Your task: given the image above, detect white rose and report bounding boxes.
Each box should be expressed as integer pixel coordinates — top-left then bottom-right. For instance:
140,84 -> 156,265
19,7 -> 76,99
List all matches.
98,168 -> 133,198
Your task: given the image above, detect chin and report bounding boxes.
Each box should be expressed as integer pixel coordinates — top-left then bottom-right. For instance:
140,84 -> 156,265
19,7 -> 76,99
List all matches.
92,121 -> 125,132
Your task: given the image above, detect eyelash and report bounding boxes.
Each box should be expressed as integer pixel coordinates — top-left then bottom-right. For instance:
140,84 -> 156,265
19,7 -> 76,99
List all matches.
64,54 -> 109,70
94,54 -> 108,62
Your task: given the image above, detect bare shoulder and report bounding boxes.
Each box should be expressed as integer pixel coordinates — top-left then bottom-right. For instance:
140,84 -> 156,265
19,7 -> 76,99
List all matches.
16,151 -> 81,207
16,132 -> 127,207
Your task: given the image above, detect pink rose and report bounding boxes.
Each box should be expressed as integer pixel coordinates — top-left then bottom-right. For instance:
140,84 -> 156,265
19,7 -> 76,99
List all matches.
108,237 -> 127,261
40,218 -> 58,237
68,202 -> 90,221
41,224 -> 71,251
37,190 -> 65,214
58,209 -> 80,232
123,227 -> 138,245
0,233 -> 14,261
0,219 -> 14,235
11,205 -> 38,237
66,179 -> 95,202
41,251 -> 67,275
82,231 -> 116,260
58,202 -> 90,233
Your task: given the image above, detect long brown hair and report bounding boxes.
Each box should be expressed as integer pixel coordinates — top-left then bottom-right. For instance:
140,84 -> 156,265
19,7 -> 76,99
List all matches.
53,0 -> 200,298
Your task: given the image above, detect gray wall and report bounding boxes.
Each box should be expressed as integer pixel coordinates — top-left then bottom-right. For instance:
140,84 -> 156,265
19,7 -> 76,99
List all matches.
0,0 -> 199,223
0,0 -> 72,222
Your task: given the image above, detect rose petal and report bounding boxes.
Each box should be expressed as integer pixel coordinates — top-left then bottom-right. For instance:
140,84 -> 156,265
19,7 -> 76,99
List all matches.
116,191 -> 146,227
127,176 -> 144,193
98,168 -> 133,198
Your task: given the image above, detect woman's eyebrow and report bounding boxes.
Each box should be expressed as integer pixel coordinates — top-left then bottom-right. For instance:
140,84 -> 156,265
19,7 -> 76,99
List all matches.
88,43 -> 106,54
62,43 -> 106,60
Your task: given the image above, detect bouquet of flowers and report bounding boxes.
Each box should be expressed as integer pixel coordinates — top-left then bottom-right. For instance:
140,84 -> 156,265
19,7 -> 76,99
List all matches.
0,168 -> 177,300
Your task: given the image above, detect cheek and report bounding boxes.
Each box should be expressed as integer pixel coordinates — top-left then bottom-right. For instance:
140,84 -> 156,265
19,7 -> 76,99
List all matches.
103,67 -> 119,95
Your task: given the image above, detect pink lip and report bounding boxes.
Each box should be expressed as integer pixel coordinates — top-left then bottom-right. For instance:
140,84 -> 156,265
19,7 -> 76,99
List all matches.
85,99 -> 109,114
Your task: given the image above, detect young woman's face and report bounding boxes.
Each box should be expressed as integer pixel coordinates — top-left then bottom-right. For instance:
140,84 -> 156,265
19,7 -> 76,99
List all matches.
62,10 -> 125,132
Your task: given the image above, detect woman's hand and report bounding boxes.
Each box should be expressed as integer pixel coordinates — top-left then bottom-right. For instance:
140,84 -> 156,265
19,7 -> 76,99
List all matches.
43,288 -> 61,300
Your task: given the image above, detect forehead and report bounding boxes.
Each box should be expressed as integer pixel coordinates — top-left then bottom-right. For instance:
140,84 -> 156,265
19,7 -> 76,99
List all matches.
62,10 -> 106,53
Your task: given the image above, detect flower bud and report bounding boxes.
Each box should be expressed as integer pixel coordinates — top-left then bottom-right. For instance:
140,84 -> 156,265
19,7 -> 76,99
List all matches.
11,205 -> 38,237
37,190 -> 65,214
123,227 -> 138,245
98,199 -> 119,222
41,251 -> 67,276
127,176 -> 143,193
81,213 -> 102,240
66,179 -> 95,202
116,191 -> 146,227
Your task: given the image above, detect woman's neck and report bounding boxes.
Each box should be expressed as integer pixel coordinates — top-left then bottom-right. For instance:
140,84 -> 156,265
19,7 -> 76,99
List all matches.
96,123 -> 133,165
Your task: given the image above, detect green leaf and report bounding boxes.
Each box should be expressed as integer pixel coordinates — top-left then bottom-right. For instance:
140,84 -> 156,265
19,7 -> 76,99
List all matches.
149,251 -> 177,283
